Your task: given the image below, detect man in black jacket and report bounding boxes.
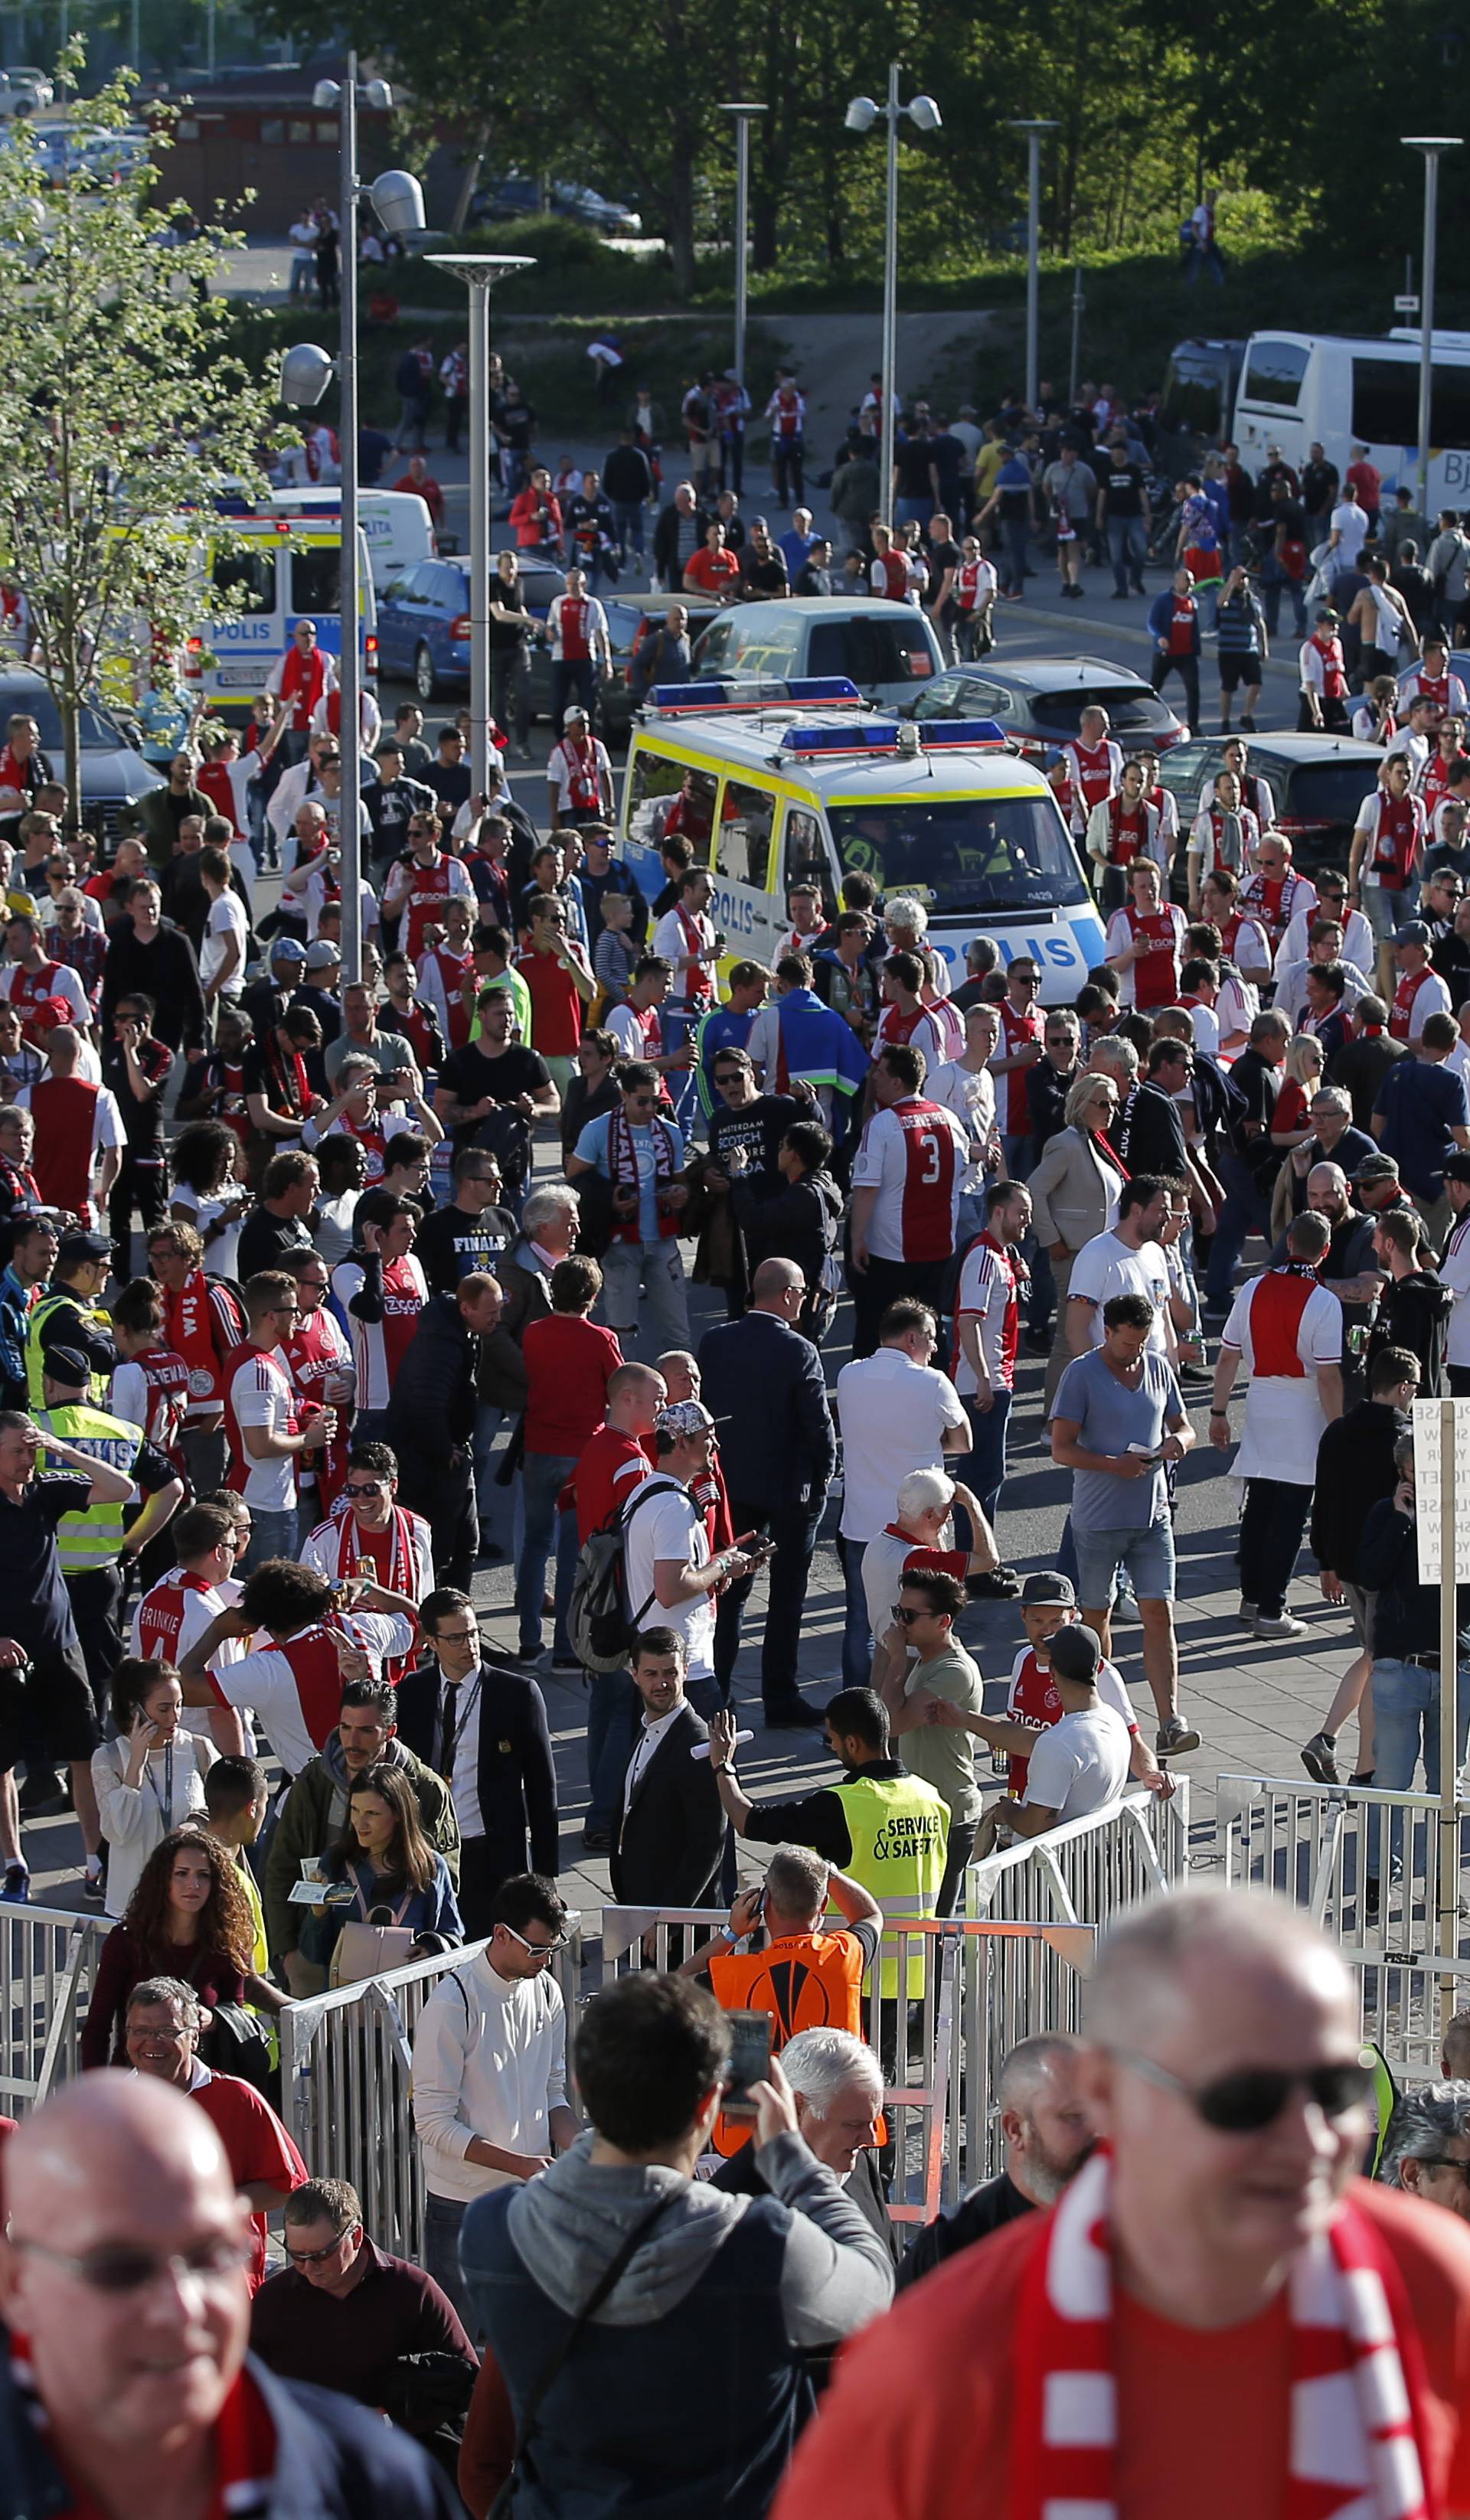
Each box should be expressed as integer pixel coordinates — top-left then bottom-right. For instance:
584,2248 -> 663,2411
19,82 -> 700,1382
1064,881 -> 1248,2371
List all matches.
1360,1432 -> 1470,1905
1366,1206 -> 1452,1395
1300,1342 -> 1420,1786
1203,1007 -> 1289,1311
730,1120 -> 842,1345
396,1586 -> 559,1939
0,2076 -> 453,2520
610,1627 -> 724,1909
98,876 -> 207,1057
652,481 -> 704,592
384,1275 -> 502,1588
897,2034 -> 1091,2290
701,1257 -> 836,1728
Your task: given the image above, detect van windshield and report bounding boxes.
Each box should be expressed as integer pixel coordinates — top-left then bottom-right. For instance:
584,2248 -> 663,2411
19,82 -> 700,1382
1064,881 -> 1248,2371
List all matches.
827,795 -> 1087,914
805,615 -> 935,684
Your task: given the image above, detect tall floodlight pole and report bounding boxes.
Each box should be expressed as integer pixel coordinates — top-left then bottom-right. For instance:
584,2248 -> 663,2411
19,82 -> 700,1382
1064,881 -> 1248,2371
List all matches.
1007,121 -> 1057,416
845,69 -> 943,533
1403,138 -> 1462,517
717,103 -> 766,395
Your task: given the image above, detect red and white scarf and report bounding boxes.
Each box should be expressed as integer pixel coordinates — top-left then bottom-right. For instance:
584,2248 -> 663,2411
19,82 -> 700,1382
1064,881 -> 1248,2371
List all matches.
1013,2150 -> 1436,2520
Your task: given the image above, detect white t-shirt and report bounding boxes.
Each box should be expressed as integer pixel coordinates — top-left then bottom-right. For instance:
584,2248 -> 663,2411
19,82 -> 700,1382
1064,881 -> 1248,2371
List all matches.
651,904 -> 715,1013
169,1182 -> 241,1284
1442,1211 -> 1470,1368
200,890 -> 248,993
228,1345 -> 296,1512
620,1473 -> 715,1679
0,961 -> 90,1027
928,1059 -> 998,1193
1276,902 -> 1374,978
835,1349 -> 968,1542
1022,1701 -> 1131,1819
1329,500 -> 1370,568
1220,1269 -> 1344,1486
299,869 -> 377,943
1066,1229 -> 1172,1354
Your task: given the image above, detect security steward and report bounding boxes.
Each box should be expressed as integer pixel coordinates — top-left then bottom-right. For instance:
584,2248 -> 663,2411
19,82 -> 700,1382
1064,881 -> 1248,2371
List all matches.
24,1227 -> 116,1407
34,1345 -> 185,1719
708,1687 -> 948,2000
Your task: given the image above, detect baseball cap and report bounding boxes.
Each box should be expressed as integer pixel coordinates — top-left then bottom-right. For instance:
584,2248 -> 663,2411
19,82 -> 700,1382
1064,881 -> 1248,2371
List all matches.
1353,1152 -> 1400,1185
271,936 -> 307,963
1446,1152 -> 1470,1187
1314,606 -> 1339,625
56,1229 -> 111,1268
1393,920 -> 1432,948
1020,1571 -> 1076,1608
655,1400 -> 718,1441
42,1343 -> 90,1391
1048,1624 -> 1102,1684
305,939 -> 340,971
562,703 -> 589,727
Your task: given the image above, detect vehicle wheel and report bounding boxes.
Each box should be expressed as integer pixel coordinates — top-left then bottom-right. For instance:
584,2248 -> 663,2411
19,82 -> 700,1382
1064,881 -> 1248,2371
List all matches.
413,643 -> 438,703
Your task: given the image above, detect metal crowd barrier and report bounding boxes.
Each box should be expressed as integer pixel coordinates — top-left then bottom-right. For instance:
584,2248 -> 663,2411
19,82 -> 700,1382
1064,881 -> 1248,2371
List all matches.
600,1905 -> 1094,2221
1,1903 -> 111,2110
966,1784 -> 1191,1929
276,1924 -> 583,2263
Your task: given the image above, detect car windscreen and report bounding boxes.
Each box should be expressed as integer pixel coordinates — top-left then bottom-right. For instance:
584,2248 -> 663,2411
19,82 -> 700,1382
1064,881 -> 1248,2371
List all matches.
1282,762 -> 1380,825
0,687 -> 119,749
828,794 -> 1087,915
1033,686 -> 1173,736
806,615 -> 935,683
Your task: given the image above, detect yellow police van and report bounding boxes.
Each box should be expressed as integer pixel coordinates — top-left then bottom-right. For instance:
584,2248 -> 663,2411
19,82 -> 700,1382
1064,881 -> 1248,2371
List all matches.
619,677 -> 1107,998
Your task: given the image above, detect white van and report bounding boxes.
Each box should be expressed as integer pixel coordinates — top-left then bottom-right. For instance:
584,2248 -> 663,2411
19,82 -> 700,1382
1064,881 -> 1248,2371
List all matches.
1232,328 -> 1470,508
266,488 -> 437,595
193,517 -> 380,719
618,680 -> 1107,1000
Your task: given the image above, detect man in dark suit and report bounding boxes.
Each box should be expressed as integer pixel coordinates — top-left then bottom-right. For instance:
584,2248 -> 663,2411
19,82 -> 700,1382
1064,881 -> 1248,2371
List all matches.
395,1585 -> 559,1940
700,1257 -> 835,1728
610,1627 -> 723,1909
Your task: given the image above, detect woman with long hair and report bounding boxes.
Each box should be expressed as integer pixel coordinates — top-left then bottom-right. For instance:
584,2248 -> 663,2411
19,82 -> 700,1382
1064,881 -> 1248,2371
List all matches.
1027,1069 -> 1129,1412
169,1117 -> 252,1279
80,1826 -> 283,2066
304,1762 -> 462,1973
90,1659 -> 214,1921
1270,1033 -> 1326,1149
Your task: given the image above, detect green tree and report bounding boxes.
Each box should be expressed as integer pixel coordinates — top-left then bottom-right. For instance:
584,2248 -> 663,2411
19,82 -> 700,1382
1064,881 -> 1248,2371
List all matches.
0,44 -> 277,807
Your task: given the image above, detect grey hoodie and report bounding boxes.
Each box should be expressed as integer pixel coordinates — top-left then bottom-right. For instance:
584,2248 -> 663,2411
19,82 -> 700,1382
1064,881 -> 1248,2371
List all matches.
504,2127 -> 893,2349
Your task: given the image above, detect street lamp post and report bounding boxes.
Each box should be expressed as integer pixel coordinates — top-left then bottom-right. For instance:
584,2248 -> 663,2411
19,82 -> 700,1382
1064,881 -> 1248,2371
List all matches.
425,253 -> 535,799
1403,136 -> 1462,518
844,68 -> 942,533
281,56 -> 423,994
1007,119 -> 1058,417
717,103 -> 766,396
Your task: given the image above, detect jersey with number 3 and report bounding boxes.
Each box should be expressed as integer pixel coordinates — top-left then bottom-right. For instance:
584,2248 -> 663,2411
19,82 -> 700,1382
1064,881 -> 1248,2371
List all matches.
851,1094 -> 967,1262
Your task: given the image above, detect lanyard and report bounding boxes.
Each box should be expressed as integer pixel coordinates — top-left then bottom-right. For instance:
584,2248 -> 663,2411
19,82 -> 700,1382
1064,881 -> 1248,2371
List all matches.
439,1673 -> 481,1783
146,1742 -> 175,1825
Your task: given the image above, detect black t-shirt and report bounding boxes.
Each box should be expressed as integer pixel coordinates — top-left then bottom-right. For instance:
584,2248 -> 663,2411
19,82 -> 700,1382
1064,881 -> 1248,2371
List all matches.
488,581 -> 532,655
426,762 -> 472,815
1116,1079 -> 1188,1179
101,1033 -> 172,1157
439,1043 -> 550,1161
413,1198 -> 518,1293
0,1472 -> 92,1660
235,1205 -> 314,1283
893,437 -> 937,498
1099,464 -> 1145,518
926,540 -> 962,602
740,551 -> 789,598
710,1092 -> 802,1190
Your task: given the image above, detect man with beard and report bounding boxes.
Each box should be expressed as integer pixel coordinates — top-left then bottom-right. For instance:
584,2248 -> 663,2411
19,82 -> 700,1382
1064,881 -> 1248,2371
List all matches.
898,2035 -> 1092,2287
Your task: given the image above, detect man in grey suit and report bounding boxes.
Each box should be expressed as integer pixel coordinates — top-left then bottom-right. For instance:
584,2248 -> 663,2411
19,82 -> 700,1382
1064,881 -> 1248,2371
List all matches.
701,1257 -> 835,1728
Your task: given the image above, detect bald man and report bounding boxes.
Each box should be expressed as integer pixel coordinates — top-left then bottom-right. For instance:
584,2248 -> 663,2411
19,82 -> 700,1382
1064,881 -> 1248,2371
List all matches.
775,1886 -> 1470,2520
897,2034 -> 1091,2289
0,2077 -> 454,2518
698,1253 -> 836,1726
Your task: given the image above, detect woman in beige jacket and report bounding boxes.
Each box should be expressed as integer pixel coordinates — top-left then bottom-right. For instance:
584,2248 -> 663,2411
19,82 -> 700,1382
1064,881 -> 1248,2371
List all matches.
1028,1072 -> 1129,1409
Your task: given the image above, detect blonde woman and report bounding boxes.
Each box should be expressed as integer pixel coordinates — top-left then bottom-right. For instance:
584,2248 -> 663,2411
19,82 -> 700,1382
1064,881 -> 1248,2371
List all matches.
1270,1033 -> 1325,1151
1027,1071 -> 1129,1410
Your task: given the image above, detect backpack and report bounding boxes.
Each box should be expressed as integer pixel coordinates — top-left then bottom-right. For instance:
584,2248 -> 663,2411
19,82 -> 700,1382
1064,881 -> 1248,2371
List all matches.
569,1476 -> 684,1673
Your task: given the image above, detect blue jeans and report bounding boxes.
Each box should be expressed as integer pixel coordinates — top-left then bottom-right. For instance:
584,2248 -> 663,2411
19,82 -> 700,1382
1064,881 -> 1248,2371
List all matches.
242,1504 -> 299,1573
1108,515 -> 1147,594
1367,1656 -> 1470,1880
423,2192 -> 475,2338
1205,1147 -> 1271,1306
1001,515 -> 1029,594
515,1451 -> 580,1657
661,1006 -> 701,1131
897,495 -> 934,531
964,1389 -> 1013,1527
587,1668 -> 637,1830
1186,242 -> 1226,285
839,1533 -> 873,1687
611,500 -> 645,557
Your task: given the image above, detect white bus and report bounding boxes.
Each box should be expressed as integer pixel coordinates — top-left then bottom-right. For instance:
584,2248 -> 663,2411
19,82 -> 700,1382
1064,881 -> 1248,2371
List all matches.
1232,328 -> 1470,510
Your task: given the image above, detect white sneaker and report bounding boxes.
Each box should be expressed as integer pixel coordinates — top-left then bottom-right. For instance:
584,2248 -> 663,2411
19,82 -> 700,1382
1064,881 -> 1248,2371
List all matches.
1253,1612 -> 1309,1642
1237,1598 -> 1259,1625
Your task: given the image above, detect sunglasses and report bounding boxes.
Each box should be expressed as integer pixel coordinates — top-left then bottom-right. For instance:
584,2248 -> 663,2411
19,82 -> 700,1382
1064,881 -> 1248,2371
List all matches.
500,1921 -> 567,1960
891,1604 -> 931,1624
1112,2047 -> 1372,2131
285,2222 -> 360,2267
11,2234 -> 253,2294
345,1480 -> 384,1499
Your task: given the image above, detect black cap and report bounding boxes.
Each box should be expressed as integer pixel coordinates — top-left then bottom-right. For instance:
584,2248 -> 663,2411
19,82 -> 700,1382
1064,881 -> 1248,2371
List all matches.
1049,1624 -> 1102,1684
56,1229 -> 111,1268
1446,1152 -> 1470,1187
42,1344 -> 90,1390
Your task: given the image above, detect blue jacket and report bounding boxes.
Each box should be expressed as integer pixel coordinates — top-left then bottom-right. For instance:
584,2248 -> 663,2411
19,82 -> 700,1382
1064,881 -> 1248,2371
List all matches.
0,2334 -> 459,2520
300,1849 -> 463,1967
1147,589 -> 1200,656
697,1307 -> 836,1509
0,1264 -> 34,1405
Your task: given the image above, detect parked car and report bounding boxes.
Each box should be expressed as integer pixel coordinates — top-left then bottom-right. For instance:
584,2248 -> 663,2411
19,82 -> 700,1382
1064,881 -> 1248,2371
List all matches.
1152,731 -> 1385,880
479,173 -> 642,236
692,598 -> 944,714
910,658 -> 1189,759
0,669 -> 162,850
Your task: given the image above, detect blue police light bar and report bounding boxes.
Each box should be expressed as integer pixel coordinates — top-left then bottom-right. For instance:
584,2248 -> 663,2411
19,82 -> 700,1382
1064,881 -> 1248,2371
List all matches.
779,720 -> 903,753
647,676 -> 863,713
918,718 -> 1009,746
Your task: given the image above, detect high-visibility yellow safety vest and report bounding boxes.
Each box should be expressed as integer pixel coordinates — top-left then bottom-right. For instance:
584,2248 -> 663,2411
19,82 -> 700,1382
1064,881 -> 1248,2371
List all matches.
828,1769 -> 948,1999
25,1288 -> 112,1409
34,1402 -> 141,1575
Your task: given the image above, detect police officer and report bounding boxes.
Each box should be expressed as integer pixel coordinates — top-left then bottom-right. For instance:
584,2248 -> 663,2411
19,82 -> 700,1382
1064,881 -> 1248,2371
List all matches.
34,1347 -> 185,1719
24,1228 -> 116,1408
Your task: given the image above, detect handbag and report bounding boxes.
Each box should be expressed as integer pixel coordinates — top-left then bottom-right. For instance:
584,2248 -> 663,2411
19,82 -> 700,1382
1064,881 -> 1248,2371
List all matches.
488,2189 -> 678,2518
328,1884 -> 419,1988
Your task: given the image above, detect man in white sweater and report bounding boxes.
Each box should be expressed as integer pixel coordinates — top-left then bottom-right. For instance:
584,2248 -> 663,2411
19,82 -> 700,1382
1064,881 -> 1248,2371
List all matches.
410,1871 -> 577,2334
